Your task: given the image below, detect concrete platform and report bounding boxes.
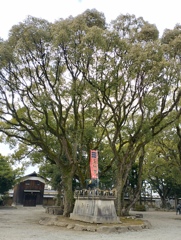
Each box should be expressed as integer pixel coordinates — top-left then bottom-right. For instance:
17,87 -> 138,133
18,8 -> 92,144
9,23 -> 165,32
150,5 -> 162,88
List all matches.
70,197 -> 120,223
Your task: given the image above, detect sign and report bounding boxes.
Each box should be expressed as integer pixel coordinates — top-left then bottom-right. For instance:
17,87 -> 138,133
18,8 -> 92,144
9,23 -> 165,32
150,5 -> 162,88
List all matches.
90,150 -> 98,179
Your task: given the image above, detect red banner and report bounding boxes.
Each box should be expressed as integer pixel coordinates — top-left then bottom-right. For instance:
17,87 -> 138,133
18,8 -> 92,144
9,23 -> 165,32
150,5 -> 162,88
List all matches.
90,150 -> 98,179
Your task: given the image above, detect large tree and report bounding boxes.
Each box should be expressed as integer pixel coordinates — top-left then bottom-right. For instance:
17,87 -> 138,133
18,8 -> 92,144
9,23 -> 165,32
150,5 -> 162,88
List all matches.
73,14 -> 181,215
0,10 -> 106,216
0,11 -> 181,217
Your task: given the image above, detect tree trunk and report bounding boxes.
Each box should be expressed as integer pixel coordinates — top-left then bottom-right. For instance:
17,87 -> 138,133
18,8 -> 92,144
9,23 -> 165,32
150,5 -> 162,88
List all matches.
124,149 -> 145,214
55,185 -> 63,207
61,166 -> 75,217
115,178 -> 124,216
160,196 -> 167,209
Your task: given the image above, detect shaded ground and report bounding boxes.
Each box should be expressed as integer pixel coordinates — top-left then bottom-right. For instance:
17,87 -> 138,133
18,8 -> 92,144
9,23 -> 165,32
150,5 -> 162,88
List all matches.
0,206 -> 181,240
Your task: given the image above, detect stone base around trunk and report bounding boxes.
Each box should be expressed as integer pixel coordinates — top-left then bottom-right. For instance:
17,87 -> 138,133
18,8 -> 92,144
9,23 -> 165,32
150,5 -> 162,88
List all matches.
70,197 -> 120,223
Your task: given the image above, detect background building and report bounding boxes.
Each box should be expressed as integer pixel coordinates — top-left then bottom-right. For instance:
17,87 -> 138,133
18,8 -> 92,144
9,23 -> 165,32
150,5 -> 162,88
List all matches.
13,172 -> 46,206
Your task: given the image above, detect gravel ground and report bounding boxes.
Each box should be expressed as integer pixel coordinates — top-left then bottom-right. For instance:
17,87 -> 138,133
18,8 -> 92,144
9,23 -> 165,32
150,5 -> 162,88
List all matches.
0,206 -> 181,240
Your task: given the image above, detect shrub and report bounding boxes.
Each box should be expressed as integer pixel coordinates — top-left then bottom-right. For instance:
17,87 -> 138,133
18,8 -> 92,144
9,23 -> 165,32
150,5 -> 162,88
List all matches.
134,204 -> 146,211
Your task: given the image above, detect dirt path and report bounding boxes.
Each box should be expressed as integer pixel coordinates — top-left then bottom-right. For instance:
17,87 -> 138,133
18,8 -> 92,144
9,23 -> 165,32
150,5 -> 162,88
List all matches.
0,206 -> 181,240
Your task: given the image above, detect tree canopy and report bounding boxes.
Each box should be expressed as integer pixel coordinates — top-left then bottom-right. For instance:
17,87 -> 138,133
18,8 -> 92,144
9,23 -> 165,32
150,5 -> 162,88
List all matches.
0,9 -> 181,216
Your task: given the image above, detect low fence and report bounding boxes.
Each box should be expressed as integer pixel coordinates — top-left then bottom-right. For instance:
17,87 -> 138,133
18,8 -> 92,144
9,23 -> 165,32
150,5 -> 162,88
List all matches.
74,188 -> 117,199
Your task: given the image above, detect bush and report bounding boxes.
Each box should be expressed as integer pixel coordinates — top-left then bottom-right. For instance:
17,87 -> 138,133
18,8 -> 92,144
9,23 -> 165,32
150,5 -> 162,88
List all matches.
134,204 -> 146,211
2,194 -> 10,205
0,195 -> 3,206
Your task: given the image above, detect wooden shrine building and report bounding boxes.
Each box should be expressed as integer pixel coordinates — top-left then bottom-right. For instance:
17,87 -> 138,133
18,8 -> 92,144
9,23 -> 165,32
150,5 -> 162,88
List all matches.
13,172 -> 46,206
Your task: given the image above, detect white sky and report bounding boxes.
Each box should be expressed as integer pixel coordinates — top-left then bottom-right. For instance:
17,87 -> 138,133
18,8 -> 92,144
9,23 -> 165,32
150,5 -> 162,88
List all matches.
1,0 -> 181,173
1,0 -> 181,40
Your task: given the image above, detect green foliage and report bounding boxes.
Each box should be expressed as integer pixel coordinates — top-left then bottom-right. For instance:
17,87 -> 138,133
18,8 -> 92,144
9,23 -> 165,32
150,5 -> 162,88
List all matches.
39,163 -> 61,190
143,125 -> 181,203
78,8 -> 106,29
0,155 -> 15,194
161,25 -> 181,44
138,23 -> 159,41
134,204 -> 146,211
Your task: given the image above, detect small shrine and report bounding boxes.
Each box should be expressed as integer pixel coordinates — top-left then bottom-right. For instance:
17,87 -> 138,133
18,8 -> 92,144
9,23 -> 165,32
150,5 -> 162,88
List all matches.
70,150 -> 120,223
